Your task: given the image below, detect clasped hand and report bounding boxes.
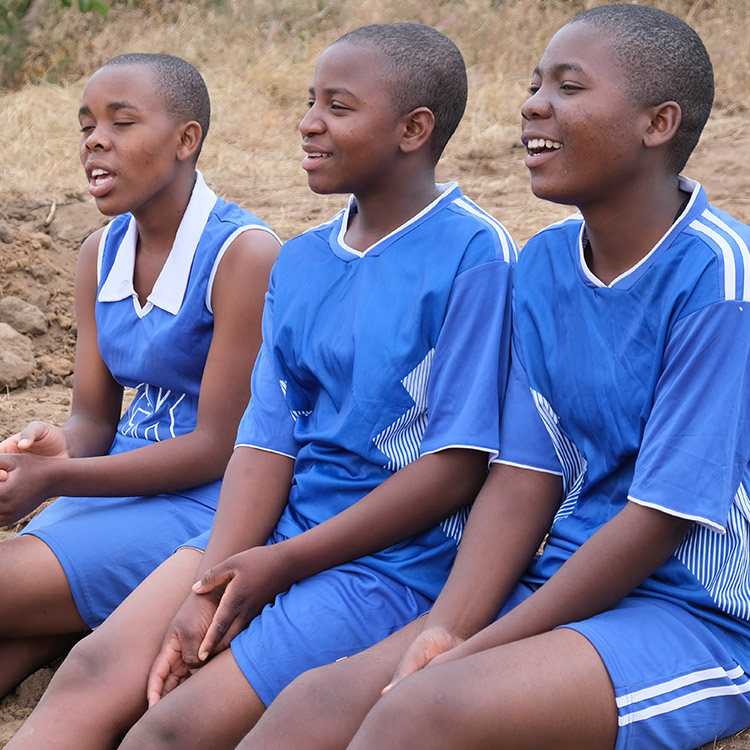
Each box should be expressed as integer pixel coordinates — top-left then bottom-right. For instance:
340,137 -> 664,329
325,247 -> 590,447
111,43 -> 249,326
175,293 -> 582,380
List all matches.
146,543 -> 294,705
0,421 -> 68,525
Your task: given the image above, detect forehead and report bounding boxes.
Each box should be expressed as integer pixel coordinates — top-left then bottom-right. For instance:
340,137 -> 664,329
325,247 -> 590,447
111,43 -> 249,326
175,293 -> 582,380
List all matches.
311,41 -> 397,104
536,22 -> 628,88
80,64 -> 166,113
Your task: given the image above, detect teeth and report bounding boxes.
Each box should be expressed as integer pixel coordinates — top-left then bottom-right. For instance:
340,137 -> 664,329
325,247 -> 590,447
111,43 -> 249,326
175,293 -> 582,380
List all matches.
526,138 -> 562,150
307,152 -> 330,158
91,168 -> 108,178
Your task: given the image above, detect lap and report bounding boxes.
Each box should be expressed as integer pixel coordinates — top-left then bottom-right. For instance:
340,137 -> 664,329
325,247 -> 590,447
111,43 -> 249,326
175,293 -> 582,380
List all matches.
19,492 -> 215,627
231,559 -> 432,706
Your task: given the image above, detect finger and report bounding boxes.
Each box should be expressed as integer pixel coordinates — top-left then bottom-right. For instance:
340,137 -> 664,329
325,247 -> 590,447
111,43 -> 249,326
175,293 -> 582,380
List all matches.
146,652 -> 171,707
0,435 -> 21,454
382,649 -> 427,695
197,592 -> 245,661
191,563 -> 233,595
17,424 -> 44,450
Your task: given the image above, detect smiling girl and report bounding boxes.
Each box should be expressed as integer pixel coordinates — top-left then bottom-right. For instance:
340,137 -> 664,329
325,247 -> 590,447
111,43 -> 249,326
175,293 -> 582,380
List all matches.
0,53 -> 280,697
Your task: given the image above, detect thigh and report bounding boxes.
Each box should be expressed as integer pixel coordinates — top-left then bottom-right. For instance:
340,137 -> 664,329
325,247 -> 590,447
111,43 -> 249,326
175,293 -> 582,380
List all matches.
568,597 -> 750,750
243,618 -> 425,750
231,561 -> 432,707
20,493 -> 215,628
349,627 -> 618,750
0,534 -> 85,635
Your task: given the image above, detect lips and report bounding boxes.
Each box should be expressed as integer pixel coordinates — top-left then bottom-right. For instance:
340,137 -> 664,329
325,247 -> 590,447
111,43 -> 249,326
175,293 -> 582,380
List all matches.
87,167 -> 116,197
301,145 -> 333,172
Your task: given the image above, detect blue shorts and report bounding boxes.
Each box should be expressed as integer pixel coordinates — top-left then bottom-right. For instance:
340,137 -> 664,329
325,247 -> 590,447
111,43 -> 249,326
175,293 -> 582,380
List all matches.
20,492 -> 216,628
497,585 -> 750,749
182,528 -> 433,707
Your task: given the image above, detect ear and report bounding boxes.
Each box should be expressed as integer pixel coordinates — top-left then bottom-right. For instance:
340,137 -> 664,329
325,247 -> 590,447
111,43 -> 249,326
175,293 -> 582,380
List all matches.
643,101 -> 681,149
176,121 -> 203,162
399,107 -> 435,154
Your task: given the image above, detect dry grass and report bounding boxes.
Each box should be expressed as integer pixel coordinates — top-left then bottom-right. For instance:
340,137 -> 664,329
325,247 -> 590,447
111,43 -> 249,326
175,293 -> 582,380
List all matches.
1,0 -> 748,244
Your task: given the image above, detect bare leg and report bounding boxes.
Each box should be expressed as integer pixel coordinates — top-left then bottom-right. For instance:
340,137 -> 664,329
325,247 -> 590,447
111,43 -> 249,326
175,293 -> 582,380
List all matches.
119,647 -> 265,750
6,548 -> 202,750
346,628 -> 618,750
240,619 -> 423,750
0,634 -> 83,697
0,536 -> 89,697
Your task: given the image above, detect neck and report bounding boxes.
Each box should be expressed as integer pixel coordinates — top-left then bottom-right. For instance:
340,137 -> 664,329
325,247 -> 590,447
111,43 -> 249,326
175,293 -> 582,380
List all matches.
345,170 -> 441,252
582,175 -> 688,285
133,169 -> 197,255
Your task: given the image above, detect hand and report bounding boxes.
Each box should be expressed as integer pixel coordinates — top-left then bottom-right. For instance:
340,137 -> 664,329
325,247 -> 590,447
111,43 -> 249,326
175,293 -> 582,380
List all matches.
0,421 -> 70,461
383,625 -> 465,694
191,544 -> 294,663
146,590 -> 223,706
0,452 -> 56,526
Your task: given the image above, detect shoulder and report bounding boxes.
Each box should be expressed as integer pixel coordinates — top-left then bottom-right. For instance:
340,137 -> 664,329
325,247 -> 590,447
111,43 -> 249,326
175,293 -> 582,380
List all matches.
681,203 -> 750,303
442,192 -> 519,266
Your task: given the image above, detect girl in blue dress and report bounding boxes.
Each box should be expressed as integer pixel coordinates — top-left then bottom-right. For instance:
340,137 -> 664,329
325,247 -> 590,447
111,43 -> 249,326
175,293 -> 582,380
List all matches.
0,53 -> 280,697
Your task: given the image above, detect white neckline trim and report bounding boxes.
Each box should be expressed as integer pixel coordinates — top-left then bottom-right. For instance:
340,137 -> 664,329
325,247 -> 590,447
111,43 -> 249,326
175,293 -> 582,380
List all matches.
97,170 -> 217,315
579,176 -> 701,288
335,182 -> 459,258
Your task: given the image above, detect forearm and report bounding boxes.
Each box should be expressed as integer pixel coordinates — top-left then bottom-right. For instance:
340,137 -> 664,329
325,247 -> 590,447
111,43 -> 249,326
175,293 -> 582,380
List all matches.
274,448 -> 489,586
424,463 -> 561,640
45,427 -> 235,499
450,501 -> 692,658
197,447 -> 295,576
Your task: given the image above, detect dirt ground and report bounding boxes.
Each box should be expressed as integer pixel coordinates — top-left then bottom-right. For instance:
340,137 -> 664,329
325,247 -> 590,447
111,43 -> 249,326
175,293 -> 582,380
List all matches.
0,132 -> 749,748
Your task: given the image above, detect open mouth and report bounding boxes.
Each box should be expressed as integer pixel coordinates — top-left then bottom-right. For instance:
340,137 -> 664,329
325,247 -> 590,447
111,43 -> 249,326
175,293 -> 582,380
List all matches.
90,168 -> 113,185
525,138 -> 562,155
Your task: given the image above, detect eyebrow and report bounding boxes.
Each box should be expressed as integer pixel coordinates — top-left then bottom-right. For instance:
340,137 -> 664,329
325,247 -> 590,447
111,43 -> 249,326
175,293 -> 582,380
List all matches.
78,101 -> 140,117
308,86 -> 358,100
533,62 -> 586,77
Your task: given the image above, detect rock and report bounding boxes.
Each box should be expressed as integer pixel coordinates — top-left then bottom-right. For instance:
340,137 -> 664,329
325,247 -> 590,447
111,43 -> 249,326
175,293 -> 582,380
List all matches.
0,323 -> 36,389
0,221 -> 12,244
36,355 -> 74,378
0,297 -> 48,336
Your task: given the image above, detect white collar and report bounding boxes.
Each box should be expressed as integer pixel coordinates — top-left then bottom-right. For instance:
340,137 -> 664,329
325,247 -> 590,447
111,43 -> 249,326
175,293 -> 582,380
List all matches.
97,170 -> 217,315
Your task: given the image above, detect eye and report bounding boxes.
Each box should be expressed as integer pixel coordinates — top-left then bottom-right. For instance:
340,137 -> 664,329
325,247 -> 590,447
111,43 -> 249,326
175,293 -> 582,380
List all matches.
113,121 -> 134,127
307,98 -> 315,109
528,84 -> 540,95
80,125 -> 94,134
560,83 -> 584,93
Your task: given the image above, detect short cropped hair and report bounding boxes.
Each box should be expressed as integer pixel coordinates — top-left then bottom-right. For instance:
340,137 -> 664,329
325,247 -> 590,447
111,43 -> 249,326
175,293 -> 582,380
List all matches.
102,53 -> 211,159
570,4 -> 714,173
334,23 -> 468,163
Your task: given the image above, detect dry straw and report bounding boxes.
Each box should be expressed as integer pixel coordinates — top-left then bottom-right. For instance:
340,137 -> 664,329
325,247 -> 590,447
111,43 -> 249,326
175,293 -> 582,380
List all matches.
1,0 -> 748,243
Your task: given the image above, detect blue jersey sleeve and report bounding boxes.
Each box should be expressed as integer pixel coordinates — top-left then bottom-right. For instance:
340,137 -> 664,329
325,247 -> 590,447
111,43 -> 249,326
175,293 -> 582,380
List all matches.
420,258 -> 513,461
493,329 -> 561,474
234,272 -> 300,458
629,300 -> 750,531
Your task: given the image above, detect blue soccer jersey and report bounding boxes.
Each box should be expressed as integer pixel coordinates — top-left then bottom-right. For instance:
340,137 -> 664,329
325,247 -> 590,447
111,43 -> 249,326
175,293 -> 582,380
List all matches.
497,177 -> 750,668
236,182 -> 517,600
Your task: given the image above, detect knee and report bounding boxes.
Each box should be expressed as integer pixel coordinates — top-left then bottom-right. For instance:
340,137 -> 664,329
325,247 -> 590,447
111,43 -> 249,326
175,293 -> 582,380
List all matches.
352,676 -> 450,750
119,708 -> 183,750
54,628 -> 122,690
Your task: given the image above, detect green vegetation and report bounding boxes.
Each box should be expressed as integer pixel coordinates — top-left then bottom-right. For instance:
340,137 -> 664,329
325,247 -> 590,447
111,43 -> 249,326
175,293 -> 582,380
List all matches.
1,0 -> 107,88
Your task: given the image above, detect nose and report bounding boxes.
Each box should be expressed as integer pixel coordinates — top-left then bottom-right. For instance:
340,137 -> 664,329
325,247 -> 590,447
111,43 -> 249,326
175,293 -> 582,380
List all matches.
521,88 -> 551,121
82,124 -> 110,152
299,103 -> 324,137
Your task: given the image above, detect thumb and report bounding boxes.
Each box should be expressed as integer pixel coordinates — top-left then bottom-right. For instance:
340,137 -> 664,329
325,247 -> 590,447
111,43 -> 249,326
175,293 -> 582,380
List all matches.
192,563 -> 232,595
